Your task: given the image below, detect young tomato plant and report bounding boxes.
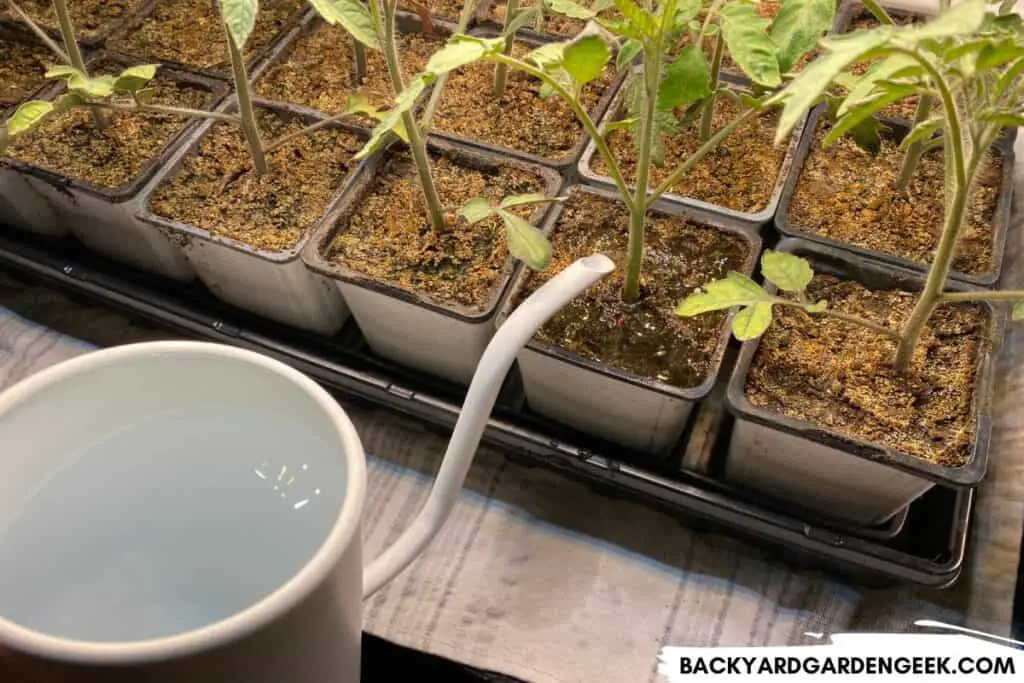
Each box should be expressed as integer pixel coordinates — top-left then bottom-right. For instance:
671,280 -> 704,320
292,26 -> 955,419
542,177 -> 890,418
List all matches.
677,0 -> 1024,372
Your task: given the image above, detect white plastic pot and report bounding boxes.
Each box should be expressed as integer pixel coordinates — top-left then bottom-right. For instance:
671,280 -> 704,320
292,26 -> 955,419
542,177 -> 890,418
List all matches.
496,184 -> 761,456
0,253 -> 613,683
302,139 -> 563,385
137,100 -> 362,335
723,238 -> 999,526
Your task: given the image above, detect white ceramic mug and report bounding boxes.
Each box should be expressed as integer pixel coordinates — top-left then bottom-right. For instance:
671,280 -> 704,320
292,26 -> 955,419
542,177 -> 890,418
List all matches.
0,254 -> 615,683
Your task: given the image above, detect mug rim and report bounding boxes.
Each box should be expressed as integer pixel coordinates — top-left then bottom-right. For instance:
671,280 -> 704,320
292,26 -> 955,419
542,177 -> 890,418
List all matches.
0,340 -> 368,665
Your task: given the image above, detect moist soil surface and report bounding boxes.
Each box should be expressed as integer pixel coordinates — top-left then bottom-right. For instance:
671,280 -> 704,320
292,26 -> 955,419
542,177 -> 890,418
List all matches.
514,188 -> 750,389
325,149 -> 547,311
482,0 -> 622,38
432,38 -> 617,160
107,0 -> 302,72
788,120 -> 1003,277
6,67 -> 212,189
0,0 -> 135,40
150,107 -> 363,251
255,21 -> 444,120
593,90 -> 787,214
746,275 -> 989,467
0,37 -> 52,108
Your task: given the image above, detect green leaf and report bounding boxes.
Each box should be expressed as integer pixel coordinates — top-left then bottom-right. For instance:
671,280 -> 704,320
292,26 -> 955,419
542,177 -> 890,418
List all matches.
44,65 -> 82,80
597,17 -> 645,40
719,1 -> 781,88
761,250 -> 813,293
506,6 -> 541,34
499,210 -> 552,270
824,85 -> 916,148
1012,302 -> 1024,321
562,34 -> 610,85
836,54 -> 917,118
674,272 -> 771,316
673,0 -> 701,28
770,0 -> 836,74
805,299 -> 828,313
657,45 -> 710,110
546,0 -> 596,19
68,73 -> 117,97
770,28 -> 894,144
424,37 -> 498,75
6,100 -> 54,135
307,0 -> 380,50
616,38 -> 643,70
902,0 -> 986,42
460,197 -> 494,223
222,0 -> 258,48
996,56 -> 1024,95
898,116 -> 943,149
610,0 -> 656,37
113,64 -> 159,92
525,41 -> 566,68
354,76 -> 426,160
977,39 -> 1024,70
602,117 -> 638,135
499,192 -> 557,208
732,301 -> 774,340
985,113 -> 1024,127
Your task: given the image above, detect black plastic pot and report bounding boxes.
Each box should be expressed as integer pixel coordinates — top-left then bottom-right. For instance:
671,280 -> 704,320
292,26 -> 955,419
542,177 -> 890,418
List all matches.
495,183 -> 762,457
425,27 -> 627,171
135,97 -> 369,334
302,135 -> 563,386
775,105 -> 1016,288
725,237 -> 1003,527
104,0 -> 305,81
0,225 -> 976,589
1,53 -> 227,279
578,69 -> 807,236
0,0 -> 137,48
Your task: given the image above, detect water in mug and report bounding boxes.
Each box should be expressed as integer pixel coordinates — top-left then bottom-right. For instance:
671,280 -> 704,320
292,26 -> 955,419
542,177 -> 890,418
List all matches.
0,404 -> 346,642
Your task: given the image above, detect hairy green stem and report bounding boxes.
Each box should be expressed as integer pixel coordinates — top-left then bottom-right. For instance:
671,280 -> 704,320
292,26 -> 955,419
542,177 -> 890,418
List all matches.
8,0 -> 69,62
492,0 -> 519,98
646,107 -> 759,209
420,0 -> 479,131
374,0 -> 447,231
699,34 -> 724,142
893,95 -> 933,191
776,300 -> 901,339
892,48 -> 969,371
225,27 -> 268,175
90,101 -> 241,122
354,42 -> 367,85
51,0 -> 107,129
489,53 -> 636,211
940,290 -> 1024,302
859,0 -> 894,25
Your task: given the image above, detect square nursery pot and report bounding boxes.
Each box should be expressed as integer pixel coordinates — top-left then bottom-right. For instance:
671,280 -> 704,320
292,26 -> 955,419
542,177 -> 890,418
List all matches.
578,68 -> 808,237
725,237 -> 1003,527
250,9 -> 453,124
136,98 -> 365,335
427,27 -> 627,172
775,104 -> 1016,288
0,0 -> 136,49
0,27 -> 85,238
496,183 -> 763,456
302,137 -> 563,386
1,56 -> 228,280
103,0 -> 305,81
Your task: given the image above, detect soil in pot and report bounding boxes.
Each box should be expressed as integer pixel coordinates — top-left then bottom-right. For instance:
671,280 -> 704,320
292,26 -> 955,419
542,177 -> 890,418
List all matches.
591,92 -> 786,214
399,0 -> 463,22
255,21 -> 444,120
512,188 -> 750,388
431,38 -> 617,160
0,37 -> 52,108
746,274 -> 988,467
324,148 -> 547,310
4,64 -> 213,189
149,107 -> 363,251
481,0 -> 621,38
787,120 -> 1003,277
107,0 -> 302,73
0,0 -> 136,41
